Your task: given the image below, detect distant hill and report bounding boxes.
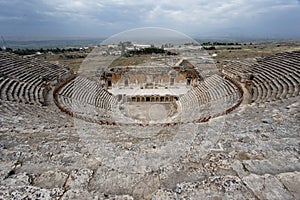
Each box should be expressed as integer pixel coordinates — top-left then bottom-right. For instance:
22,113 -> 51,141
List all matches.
3,38 -> 105,50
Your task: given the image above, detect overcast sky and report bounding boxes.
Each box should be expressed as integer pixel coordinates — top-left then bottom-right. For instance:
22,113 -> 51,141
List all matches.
0,0 -> 300,39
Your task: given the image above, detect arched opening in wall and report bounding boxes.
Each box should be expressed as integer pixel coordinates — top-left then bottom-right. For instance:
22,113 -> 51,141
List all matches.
151,96 -> 155,102
107,78 -> 112,89
165,96 -> 170,101
186,74 -> 192,86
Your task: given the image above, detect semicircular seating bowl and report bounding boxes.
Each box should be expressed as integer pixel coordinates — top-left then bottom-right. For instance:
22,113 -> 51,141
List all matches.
54,73 -> 243,126
3,50 -> 298,126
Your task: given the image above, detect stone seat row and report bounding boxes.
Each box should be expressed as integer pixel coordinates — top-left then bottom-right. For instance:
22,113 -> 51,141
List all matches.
0,76 -> 47,106
0,52 -> 73,106
252,69 -> 298,100
57,76 -> 118,112
251,51 -> 300,103
57,95 -> 114,121
0,52 -> 69,71
179,75 -> 241,112
221,60 -> 254,82
259,51 -> 300,63
0,52 -> 70,83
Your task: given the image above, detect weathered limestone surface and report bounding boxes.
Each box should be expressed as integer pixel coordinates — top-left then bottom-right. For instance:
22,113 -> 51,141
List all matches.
276,172 -> 300,200
242,173 -> 294,200
1,96 -> 299,199
0,94 -> 299,199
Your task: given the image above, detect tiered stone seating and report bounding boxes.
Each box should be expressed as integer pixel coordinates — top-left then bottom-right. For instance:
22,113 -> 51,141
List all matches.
55,76 -> 118,122
179,74 -> 242,123
221,60 -> 254,82
251,51 -> 300,103
0,52 -> 72,105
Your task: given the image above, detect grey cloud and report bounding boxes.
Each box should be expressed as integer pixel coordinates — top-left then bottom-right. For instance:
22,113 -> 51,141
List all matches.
0,0 -> 299,38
